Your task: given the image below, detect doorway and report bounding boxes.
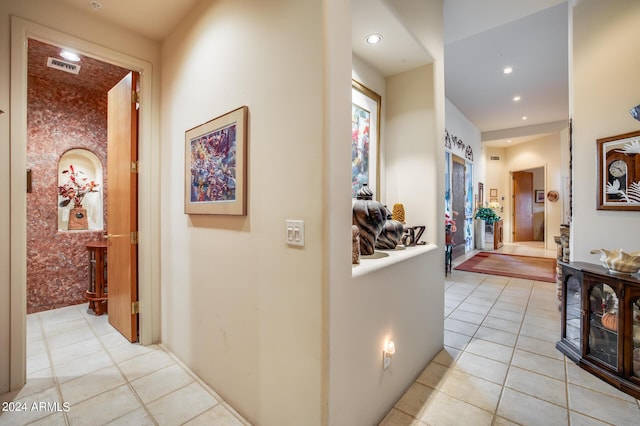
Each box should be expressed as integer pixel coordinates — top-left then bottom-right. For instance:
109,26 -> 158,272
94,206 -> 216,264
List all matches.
512,166 -> 545,243
26,38 -> 131,317
10,17 -> 159,391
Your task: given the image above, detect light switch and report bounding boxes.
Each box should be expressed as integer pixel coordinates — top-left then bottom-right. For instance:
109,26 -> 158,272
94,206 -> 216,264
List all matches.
286,220 -> 305,247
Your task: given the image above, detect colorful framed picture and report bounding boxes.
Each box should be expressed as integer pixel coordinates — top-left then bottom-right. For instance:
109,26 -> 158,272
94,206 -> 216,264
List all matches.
596,130 -> 640,211
185,106 -> 248,215
352,80 -> 380,199
535,190 -> 545,203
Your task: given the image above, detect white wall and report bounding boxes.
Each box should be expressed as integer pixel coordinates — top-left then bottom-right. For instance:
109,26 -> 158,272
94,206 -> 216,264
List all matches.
498,132 -> 568,247
159,1 -> 328,424
328,1 -> 445,424
571,0 -> 640,261
0,0 -> 161,395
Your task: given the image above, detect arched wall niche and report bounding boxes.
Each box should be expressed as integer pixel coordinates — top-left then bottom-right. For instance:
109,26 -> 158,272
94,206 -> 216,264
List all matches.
58,148 -> 104,231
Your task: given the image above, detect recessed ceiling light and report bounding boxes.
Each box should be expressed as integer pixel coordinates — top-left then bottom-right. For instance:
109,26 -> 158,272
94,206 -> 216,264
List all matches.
60,50 -> 81,62
522,115 -> 528,120
513,95 -> 521,102
503,66 -> 514,75
507,140 -> 512,143
365,34 -> 383,45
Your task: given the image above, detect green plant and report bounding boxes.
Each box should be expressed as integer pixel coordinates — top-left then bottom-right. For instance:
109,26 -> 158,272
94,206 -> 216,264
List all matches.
474,207 -> 501,224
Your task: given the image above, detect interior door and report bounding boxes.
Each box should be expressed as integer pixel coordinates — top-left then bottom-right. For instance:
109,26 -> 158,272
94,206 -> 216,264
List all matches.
513,171 -> 534,241
107,72 -> 139,342
451,155 -> 466,258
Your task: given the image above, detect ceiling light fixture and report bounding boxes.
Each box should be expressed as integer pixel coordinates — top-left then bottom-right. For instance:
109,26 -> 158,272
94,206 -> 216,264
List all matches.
365,34 -> 383,45
60,50 -> 81,62
89,0 -> 102,10
503,66 -> 514,75
522,116 -> 528,120
513,95 -> 521,102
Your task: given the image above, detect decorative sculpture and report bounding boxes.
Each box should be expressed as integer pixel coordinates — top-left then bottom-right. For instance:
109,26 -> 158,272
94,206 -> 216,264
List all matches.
352,225 -> 361,264
352,184 -> 386,255
391,203 -> 405,223
376,206 -> 404,249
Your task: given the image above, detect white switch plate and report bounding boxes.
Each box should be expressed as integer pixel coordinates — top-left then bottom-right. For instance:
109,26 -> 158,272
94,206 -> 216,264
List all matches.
286,220 -> 305,247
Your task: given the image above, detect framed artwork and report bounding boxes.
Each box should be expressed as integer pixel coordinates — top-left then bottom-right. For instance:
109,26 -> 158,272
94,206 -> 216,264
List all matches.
185,106 -> 248,215
596,130 -> 640,210
490,188 -> 498,197
478,182 -> 484,206
535,190 -> 545,203
352,80 -> 381,199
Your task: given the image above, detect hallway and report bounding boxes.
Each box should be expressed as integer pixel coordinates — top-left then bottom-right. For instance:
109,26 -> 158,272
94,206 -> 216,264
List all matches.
0,306 -> 248,425
381,244 -> 640,425
3,242 -> 640,425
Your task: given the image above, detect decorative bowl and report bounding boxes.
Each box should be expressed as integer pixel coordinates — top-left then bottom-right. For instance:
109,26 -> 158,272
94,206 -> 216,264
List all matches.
590,248 -> 640,274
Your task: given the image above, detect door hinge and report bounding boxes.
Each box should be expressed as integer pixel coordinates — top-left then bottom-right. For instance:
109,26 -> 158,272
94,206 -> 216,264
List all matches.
130,231 -> 139,244
131,160 -> 139,173
132,301 -> 140,315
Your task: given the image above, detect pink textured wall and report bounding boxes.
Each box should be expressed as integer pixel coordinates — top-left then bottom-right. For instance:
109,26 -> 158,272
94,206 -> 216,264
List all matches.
27,74 -> 108,313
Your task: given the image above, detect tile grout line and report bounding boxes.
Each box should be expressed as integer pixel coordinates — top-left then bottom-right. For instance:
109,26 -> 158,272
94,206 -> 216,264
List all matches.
80,304 -> 161,426
33,310 -> 71,426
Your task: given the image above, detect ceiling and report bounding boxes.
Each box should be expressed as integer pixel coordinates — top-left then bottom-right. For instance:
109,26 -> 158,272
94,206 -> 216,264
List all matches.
28,39 -> 129,93
52,0 -> 570,147
353,0 -> 570,147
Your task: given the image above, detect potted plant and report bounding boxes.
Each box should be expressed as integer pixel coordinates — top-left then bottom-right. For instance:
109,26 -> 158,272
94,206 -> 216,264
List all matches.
474,207 -> 501,250
58,164 -> 99,230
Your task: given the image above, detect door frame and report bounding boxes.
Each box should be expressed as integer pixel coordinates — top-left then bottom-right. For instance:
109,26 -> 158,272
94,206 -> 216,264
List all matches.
9,17 -> 160,390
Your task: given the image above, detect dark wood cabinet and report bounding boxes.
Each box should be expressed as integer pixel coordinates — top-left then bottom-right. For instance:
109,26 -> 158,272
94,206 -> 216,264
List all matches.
557,261 -> 640,398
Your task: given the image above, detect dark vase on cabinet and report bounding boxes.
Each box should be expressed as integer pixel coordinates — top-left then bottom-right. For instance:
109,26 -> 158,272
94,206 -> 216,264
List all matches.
557,261 -> 640,398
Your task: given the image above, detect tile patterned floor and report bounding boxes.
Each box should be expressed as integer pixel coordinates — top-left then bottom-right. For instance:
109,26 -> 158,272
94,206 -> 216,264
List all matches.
381,243 -> 640,425
0,304 -> 250,426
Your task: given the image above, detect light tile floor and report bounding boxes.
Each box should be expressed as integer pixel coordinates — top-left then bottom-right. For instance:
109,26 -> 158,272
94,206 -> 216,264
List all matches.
381,242 -> 640,425
6,243 -> 640,425
0,304 -> 250,426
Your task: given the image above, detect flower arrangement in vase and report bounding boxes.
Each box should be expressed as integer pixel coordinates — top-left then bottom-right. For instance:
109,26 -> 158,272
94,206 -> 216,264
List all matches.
58,164 -> 99,230
445,210 -> 458,244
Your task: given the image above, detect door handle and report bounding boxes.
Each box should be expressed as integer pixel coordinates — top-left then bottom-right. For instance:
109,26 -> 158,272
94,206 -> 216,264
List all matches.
104,233 -> 126,239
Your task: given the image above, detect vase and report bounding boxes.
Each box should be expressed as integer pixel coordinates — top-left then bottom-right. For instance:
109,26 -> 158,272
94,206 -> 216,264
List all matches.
352,184 -> 386,255
68,207 -> 89,230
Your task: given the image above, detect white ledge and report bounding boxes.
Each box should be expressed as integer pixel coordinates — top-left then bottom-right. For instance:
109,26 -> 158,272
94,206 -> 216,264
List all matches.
351,244 -> 438,278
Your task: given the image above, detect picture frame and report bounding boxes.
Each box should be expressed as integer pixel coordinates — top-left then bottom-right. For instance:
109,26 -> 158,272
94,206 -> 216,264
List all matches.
596,130 -> 640,211
478,182 -> 484,207
185,106 -> 248,215
352,80 -> 381,199
535,190 -> 545,203
489,188 -> 498,198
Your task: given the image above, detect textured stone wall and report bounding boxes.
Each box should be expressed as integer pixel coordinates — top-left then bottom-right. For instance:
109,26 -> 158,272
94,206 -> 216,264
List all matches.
27,74 -> 108,313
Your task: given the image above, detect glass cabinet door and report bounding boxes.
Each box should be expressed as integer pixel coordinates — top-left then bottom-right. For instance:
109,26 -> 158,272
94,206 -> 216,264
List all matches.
564,275 -> 582,351
633,298 -> 640,379
588,282 -> 619,369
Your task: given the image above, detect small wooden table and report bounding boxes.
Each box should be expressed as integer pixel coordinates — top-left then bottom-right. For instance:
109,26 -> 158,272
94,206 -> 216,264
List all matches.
86,241 -> 108,315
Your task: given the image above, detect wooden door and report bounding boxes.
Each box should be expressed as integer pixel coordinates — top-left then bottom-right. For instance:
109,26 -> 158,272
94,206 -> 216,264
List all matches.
107,72 -> 139,342
451,156 -> 466,258
513,171 -> 534,241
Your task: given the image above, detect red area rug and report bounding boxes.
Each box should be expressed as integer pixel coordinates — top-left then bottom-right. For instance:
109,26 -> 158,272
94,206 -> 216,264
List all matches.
454,252 -> 557,282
